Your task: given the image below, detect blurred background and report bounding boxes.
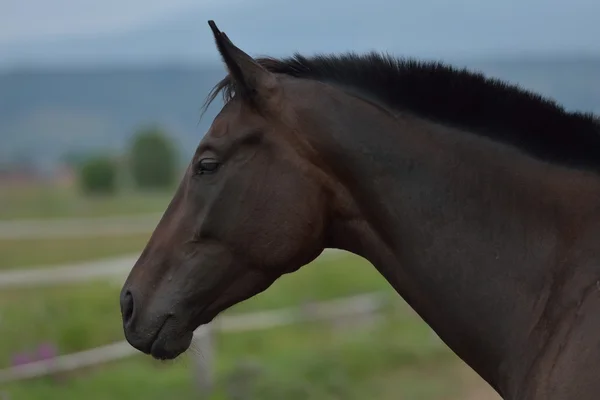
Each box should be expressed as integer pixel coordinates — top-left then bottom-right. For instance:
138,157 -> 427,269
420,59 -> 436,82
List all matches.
0,0 -> 598,399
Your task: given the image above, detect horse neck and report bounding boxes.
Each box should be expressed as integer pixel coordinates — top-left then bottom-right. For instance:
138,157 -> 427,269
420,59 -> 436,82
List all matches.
304,99 -> 600,396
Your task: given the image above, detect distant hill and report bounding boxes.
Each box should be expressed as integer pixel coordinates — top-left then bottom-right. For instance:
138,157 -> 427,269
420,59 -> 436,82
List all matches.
1,56 -> 599,172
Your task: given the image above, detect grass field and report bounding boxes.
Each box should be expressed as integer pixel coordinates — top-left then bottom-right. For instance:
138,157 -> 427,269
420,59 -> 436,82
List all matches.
0,253 -> 390,361
0,184 -> 166,269
0,185 -> 173,220
2,315 -> 461,400
0,184 -> 498,399
0,252 -> 482,399
0,233 -> 150,270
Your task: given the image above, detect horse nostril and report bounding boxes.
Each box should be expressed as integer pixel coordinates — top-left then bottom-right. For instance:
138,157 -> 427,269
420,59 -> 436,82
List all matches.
121,289 -> 135,327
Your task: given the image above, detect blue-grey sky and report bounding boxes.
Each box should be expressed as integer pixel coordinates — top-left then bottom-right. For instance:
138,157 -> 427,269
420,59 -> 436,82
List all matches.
0,0 -> 231,43
1,0 -> 599,68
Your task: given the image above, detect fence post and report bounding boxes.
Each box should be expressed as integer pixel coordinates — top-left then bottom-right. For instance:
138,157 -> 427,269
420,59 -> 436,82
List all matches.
191,324 -> 215,395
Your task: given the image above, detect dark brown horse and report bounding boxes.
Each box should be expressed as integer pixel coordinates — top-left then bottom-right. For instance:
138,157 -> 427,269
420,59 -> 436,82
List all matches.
120,20 -> 600,399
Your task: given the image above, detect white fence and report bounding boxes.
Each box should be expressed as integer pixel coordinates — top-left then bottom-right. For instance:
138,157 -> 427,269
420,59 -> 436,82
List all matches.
0,253 -> 139,289
0,213 -> 162,240
0,254 -> 139,288
0,292 -> 390,384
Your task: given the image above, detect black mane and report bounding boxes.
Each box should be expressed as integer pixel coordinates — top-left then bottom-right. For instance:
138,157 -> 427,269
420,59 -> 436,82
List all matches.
207,52 -> 600,173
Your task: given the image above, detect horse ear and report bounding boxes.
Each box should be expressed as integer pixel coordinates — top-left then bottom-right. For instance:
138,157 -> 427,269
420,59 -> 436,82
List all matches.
208,20 -> 279,109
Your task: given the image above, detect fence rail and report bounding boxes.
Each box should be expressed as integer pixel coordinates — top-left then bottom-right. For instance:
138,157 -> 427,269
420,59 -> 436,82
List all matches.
0,214 -> 162,240
0,292 -> 389,384
0,254 -> 139,288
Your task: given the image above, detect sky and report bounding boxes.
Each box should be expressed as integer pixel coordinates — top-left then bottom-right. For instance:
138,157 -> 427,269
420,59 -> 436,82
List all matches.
0,0 -> 212,43
0,0 -> 599,68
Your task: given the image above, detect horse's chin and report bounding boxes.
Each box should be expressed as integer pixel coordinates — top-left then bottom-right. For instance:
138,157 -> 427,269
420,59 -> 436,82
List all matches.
150,308 -> 221,360
149,329 -> 193,360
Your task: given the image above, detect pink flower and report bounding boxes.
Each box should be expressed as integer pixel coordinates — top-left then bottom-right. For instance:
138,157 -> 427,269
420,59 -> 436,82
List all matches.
11,352 -> 33,367
37,343 -> 58,360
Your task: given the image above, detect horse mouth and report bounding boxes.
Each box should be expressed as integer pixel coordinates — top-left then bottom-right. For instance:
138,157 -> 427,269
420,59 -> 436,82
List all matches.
148,316 -> 194,360
149,330 -> 194,361
148,305 -> 220,360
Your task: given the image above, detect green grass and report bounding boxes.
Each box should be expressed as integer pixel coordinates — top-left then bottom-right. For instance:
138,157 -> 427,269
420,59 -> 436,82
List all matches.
0,253 -> 466,399
0,253 -> 390,364
0,233 -> 150,270
2,313 -> 461,400
0,184 -> 173,220
0,281 -> 124,365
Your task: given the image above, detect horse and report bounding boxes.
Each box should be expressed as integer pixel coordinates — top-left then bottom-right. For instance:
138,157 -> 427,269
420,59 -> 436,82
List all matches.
120,20 -> 600,399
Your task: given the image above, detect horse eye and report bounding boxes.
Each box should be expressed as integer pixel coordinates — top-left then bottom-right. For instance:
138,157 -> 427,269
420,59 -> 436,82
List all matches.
196,158 -> 221,175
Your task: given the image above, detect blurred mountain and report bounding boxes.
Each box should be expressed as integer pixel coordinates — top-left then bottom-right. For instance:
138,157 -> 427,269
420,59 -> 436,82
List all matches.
1,55 -> 599,172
